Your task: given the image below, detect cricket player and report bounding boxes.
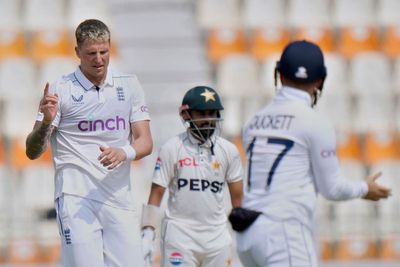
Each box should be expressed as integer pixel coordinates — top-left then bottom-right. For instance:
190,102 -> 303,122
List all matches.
25,19 -> 152,266
141,86 -> 243,266
229,40 -> 392,267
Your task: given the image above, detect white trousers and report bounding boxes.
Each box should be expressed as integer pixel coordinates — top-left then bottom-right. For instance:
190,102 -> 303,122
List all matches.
236,215 -> 318,267
55,194 -> 145,267
160,220 -> 232,267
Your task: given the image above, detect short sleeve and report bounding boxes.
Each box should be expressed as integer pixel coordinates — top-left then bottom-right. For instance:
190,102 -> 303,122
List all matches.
128,76 -> 150,123
152,145 -> 174,188
226,143 -> 243,183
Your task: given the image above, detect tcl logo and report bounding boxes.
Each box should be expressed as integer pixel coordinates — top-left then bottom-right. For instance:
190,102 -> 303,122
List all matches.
178,157 -> 199,167
321,149 -> 336,158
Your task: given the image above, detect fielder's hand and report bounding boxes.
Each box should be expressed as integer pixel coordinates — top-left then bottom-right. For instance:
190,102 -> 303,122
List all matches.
142,227 -> 155,264
363,172 -> 392,201
228,207 -> 261,232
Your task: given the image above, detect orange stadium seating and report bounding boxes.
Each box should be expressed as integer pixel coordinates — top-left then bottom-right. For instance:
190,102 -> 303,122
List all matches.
250,27 -> 290,61
337,26 -> 379,58
363,131 -> 399,165
0,138 -> 4,165
335,237 -> 379,260
30,30 -> 74,63
0,30 -> 27,59
207,28 -> 247,63
8,239 -> 42,264
293,27 -> 335,53
336,132 -> 362,161
10,137 -> 53,171
381,26 -> 400,59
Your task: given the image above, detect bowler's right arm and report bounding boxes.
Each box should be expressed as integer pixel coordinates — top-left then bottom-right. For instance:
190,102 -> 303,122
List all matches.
26,83 -> 58,160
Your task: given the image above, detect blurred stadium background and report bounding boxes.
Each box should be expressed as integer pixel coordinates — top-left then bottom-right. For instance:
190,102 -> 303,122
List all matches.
0,0 -> 400,266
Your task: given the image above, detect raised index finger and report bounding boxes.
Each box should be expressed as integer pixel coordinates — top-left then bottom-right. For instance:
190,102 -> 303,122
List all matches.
43,82 -> 49,97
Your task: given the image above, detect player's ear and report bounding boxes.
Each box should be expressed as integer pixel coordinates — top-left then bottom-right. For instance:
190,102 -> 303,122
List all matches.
75,46 -> 81,59
181,111 -> 191,121
316,78 -> 325,90
274,61 -> 280,87
179,105 -> 191,121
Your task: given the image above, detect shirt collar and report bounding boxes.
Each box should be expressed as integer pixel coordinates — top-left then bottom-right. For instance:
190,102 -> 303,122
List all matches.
74,66 -> 114,91
275,85 -> 312,107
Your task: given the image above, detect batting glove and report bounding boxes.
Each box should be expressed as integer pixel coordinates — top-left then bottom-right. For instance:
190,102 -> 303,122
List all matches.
142,227 -> 155,262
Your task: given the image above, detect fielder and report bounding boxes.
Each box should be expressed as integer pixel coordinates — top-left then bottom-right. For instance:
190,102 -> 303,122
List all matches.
141,86 -> 243,267
230,40 -> 391,267
25,19 -> 153,266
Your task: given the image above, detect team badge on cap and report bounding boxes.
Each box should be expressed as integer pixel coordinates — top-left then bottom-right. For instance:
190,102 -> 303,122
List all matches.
294,66 -> 308,79
200,88 -> 216,102
169,251 -> 183,266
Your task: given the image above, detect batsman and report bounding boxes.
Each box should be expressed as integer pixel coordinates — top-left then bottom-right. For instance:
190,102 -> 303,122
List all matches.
141,86 -> 244,266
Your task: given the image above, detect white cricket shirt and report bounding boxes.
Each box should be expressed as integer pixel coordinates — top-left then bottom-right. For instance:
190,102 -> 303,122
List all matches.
40,66 -> 150,210
241,86 -> 368,229
153,132 -> 242,228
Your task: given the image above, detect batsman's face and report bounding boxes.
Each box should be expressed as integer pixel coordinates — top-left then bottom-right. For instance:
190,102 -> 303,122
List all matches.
187,109 -> 221,143
75,39 -> 110,85
190,110 -> 218,128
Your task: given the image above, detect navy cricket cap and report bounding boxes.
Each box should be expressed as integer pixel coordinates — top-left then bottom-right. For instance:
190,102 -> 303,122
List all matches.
276,40 -> 327,83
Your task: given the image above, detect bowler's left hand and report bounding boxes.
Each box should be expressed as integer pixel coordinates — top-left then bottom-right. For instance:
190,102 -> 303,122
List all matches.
98,146 -> 126,170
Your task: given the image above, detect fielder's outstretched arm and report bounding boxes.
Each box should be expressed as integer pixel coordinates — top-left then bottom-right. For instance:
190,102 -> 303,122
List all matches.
309,118 -> 391,201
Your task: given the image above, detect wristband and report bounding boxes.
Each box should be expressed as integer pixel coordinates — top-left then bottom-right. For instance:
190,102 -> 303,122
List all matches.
36,112 -> 44,121
37,112 -> 52,125
121,144 -> 136,161
42,117 -> 52,125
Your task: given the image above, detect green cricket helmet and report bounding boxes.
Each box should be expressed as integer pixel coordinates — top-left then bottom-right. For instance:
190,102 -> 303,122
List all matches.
179,86 -> 224,143
181,86 -> 224,111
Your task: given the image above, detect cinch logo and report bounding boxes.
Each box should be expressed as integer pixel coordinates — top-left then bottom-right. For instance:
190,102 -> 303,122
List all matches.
169,251 -> 183,266
78,116 -> 126,132
321,149 -> 336,158
178,157 -> 199,167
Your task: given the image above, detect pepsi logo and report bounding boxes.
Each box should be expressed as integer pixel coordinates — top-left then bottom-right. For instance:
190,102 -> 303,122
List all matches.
154,157 -> 162,171
169,251 -> 183,266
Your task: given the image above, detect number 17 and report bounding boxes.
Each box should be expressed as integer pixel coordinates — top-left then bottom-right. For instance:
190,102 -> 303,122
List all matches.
247,137 -> 294,189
